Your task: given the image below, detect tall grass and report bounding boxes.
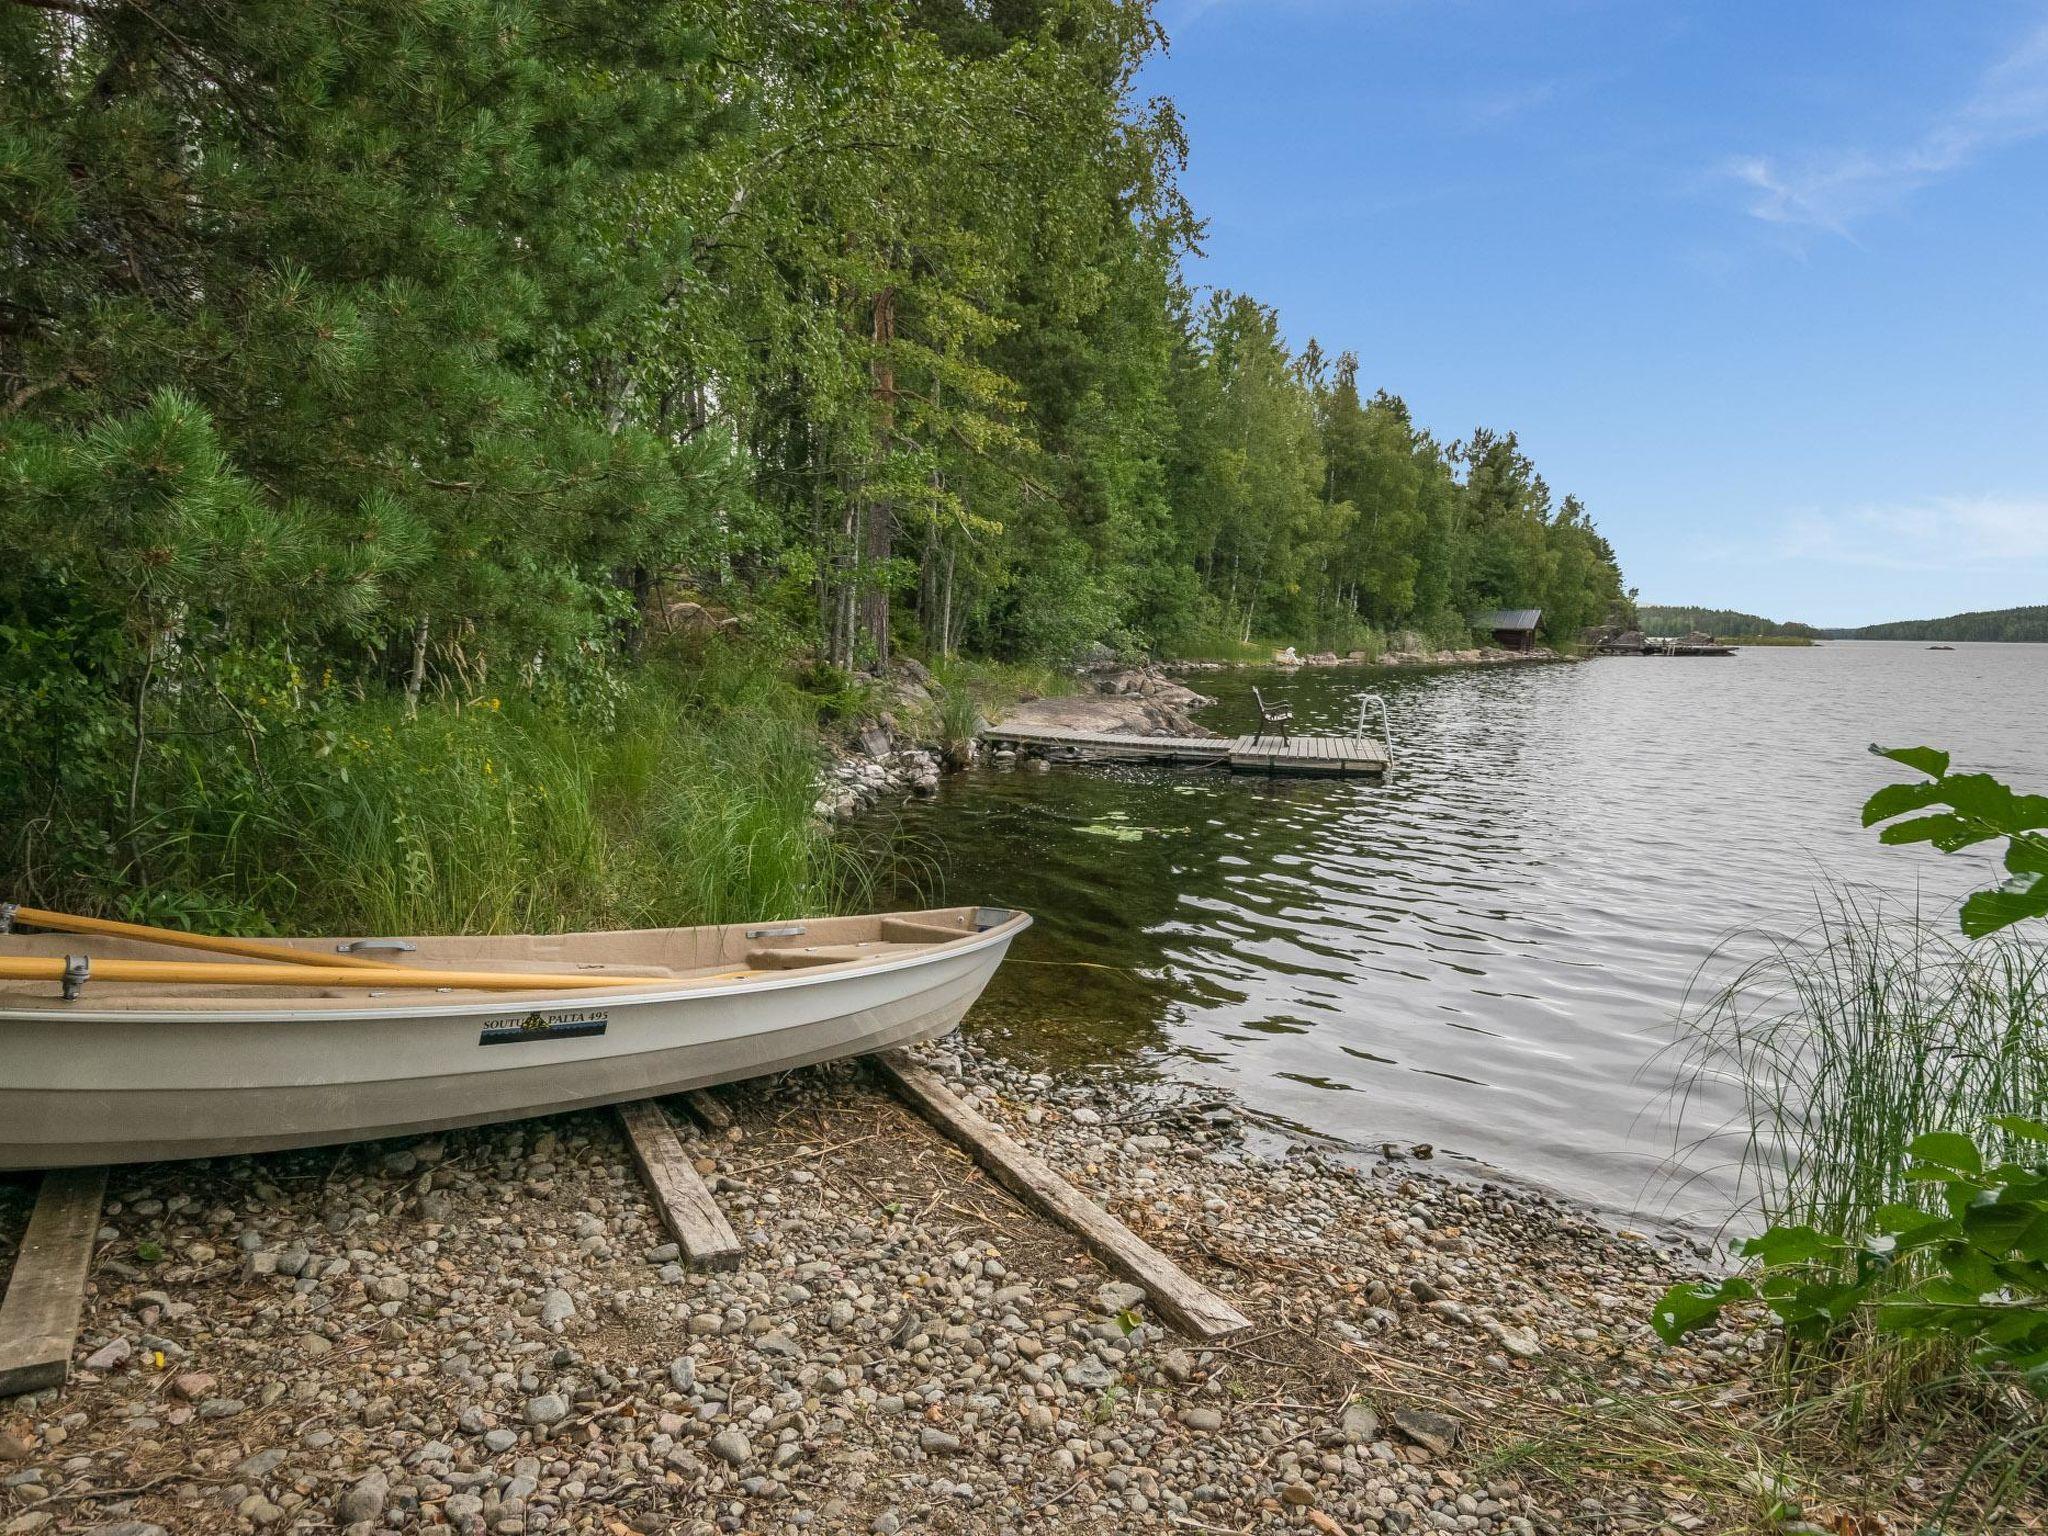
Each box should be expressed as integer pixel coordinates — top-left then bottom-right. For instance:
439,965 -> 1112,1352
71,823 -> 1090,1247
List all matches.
1650,891 -> 2048,1522
1159,627 -> 1289,663
119,642 -> 876,936
1671,887 -> 2048,1241
928,656 -> 1075,719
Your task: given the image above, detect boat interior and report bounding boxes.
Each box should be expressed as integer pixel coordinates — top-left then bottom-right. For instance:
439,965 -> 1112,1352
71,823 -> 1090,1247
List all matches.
0,905 -> 1023,1011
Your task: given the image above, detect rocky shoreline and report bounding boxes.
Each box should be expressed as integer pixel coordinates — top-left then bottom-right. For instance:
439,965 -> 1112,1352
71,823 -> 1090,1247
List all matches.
4,1033 -> 1890,1536
812,663 -> 1216,822
811,643 -> 1572,820
1167,645 -> 1566,673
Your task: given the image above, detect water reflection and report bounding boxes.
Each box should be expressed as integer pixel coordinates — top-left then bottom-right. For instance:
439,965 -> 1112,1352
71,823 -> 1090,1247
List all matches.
879,644 -> 2046,1222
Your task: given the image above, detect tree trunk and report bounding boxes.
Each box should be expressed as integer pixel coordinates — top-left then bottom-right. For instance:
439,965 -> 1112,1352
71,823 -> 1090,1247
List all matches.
812,430 -> 831,656
125,640 -> 157,869
941,543 -> 956,658
863,287 -> 898,673
405,616 -> 430,717
834,492 -> 858,670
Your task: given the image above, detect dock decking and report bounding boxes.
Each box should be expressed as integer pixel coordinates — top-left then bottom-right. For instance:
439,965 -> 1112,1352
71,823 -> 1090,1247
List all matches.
980,724 -> 1388,778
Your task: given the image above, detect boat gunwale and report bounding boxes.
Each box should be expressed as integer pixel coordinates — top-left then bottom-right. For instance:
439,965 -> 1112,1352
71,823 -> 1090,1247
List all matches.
0,910 -> 1031,1026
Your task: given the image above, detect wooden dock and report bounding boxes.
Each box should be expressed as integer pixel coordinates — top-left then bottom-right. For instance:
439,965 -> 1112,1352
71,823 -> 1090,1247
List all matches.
980,724 -> 1387,778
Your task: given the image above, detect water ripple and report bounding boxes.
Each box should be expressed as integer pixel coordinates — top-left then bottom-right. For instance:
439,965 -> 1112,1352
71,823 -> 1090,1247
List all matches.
882,643 -> 2047,1221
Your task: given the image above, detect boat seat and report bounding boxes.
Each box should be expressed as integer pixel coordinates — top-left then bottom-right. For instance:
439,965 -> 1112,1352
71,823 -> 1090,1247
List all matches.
745,942 -> 921,971
877,918 -> 973,945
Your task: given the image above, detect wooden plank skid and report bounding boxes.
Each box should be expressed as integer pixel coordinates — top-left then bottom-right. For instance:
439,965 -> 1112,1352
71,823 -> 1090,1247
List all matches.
615,1101 -> 742,1271
679,1088 -> 736,1133
870,1051 -> 1250,1341
0,1165 -> 108,1397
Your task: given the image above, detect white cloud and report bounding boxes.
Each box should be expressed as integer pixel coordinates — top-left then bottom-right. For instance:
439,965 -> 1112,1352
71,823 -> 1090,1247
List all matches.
1777,495 -> 2048,570
1729,21 -> 2048,233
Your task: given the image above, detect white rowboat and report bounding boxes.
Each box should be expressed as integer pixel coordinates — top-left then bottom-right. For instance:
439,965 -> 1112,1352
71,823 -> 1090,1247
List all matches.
0,905 -> 1029,1169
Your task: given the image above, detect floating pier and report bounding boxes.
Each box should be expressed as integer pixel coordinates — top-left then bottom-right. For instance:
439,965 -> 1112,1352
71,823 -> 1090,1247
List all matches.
979,725 -> 1389,778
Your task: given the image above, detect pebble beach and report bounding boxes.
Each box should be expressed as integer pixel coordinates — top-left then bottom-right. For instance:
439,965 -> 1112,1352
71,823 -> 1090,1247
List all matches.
0,1040 -> 1891,1536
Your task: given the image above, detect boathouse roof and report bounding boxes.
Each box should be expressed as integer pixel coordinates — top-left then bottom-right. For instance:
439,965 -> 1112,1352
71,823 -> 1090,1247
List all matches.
1474,608 -> 1542,633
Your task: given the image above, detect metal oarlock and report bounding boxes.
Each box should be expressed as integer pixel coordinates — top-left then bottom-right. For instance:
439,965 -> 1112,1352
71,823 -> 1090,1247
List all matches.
60,954 -> 90,1002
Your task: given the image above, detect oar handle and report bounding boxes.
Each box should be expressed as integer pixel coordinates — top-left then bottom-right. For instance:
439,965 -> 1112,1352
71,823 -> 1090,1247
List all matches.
4,904 -> 391,969
0,956 -> 666,994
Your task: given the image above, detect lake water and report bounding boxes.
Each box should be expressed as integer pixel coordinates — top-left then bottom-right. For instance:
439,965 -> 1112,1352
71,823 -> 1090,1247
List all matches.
880,643 -> 2047,1224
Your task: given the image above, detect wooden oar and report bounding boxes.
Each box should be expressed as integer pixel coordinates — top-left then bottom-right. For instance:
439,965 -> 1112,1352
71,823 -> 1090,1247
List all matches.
0,957 -> 669,993
2,904 -> 393,970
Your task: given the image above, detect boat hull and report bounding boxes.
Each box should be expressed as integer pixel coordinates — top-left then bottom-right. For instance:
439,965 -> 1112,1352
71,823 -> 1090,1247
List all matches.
0,927 -> 1017,1169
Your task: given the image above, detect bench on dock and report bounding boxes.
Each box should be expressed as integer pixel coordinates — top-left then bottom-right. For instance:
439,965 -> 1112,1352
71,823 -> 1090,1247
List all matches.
1250,687 -> 1292,743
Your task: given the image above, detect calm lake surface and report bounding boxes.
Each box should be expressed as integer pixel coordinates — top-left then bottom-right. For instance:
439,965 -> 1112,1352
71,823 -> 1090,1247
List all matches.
880,643 -> 2048,1223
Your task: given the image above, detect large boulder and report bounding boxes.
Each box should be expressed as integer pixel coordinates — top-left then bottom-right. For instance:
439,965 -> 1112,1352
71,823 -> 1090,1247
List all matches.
997,692 -> 1214,739
653,598 -> 740,637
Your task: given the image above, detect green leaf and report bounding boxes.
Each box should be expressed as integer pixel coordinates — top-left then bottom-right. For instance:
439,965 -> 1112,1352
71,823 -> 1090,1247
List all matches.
1961,875 -> 2048,939
1909,1132 -> 1985,1175
1994,1115 -> 2048,1145
1737,1224 -> 1839,1267
1938,773 -> 2048,834
1869,744 -> 1949,778
2007,834 -> 2048,876
1651,1278 -> 1750,1343
1877,812 -> 1997,852
1960,1200 -> 2046,1256
1861,778 -> 1946,827
1875,1201 -> 1944,1230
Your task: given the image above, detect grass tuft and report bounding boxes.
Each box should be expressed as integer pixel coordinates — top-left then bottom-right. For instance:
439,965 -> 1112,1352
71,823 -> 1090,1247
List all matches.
111,641 -> 875,937
1669,885 -> 2048,1243
1651,885 -> 2048,1520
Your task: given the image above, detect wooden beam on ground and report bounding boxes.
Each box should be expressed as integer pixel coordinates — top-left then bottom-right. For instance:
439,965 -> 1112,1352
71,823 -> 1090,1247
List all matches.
0,1166 -> 109,1397
615,1101 -> 741,1271
679,1088 -> 735,1134
870,1051 -> 1250,1341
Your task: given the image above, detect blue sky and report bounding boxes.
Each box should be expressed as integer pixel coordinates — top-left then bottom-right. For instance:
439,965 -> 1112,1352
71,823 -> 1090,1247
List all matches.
1143,1 -> 2048,627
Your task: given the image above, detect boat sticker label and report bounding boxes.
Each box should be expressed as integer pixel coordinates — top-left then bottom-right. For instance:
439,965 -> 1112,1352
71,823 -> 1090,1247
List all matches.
479,1009 -> 610,1046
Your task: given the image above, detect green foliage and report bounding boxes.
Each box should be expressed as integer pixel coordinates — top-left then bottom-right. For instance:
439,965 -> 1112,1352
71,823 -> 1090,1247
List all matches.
0,0 -> 734,898
37,641 -> 867,937
1864,746 -> 2048,935
929,655 -> 1075,716
1826,605 -> 2048,643
1,0 -> 1638,924
1653,1124 -> 2048,1395
1669,889 -> 2048,1245
1637,606 -> 1821,640
1657,750 -> 2048,1487
935,680 -> 981,748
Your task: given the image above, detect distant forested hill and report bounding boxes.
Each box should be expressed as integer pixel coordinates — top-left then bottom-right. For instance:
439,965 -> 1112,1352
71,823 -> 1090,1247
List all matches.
1825,606 -> 2048,642
1638,606 -> 1821,639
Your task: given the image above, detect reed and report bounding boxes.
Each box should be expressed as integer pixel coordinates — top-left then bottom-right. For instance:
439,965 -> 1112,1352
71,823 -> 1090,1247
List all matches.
1160,627 -> 1286,663
116,644 -> 876,937
936,682 -> 981,752
1670,886 -> 2048,1243
1663,882 -> 2048,1484
922,656 -> 1080,757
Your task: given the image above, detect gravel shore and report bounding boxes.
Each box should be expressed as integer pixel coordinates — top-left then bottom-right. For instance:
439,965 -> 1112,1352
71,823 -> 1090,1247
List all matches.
0,1040 -> 1852,1536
